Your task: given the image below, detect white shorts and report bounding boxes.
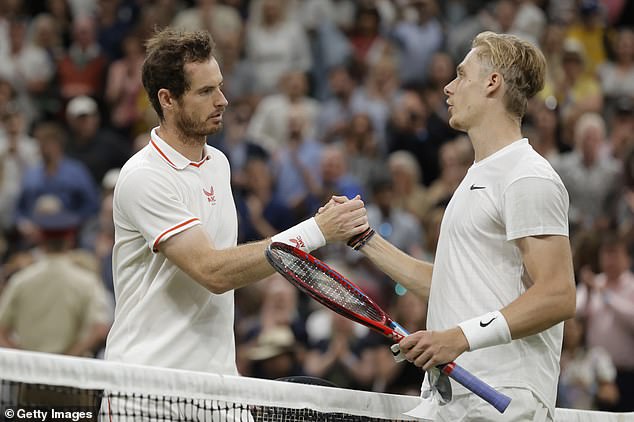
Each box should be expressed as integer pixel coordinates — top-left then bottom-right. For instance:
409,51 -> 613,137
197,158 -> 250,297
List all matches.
437,388 -> 550,422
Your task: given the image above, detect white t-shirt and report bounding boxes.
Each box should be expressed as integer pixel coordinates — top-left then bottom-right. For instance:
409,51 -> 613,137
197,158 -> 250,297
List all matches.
427,139 -> 569,415
105,128 -> 239,375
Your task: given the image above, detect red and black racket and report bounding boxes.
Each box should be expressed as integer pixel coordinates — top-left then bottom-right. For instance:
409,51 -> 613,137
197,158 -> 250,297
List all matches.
265,242 -> 511,413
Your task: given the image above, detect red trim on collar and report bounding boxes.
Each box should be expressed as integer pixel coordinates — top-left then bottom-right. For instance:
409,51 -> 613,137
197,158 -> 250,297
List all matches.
150,139 -> 178,169
190,156 -> 210,168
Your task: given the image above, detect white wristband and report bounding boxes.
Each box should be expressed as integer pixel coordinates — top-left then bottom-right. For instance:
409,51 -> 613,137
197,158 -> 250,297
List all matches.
457,310 -> 511,351
271,217 -> 326,253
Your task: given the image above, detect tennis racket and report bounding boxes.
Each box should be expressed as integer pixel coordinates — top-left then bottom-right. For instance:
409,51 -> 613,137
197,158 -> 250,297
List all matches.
265,242 -> 512,414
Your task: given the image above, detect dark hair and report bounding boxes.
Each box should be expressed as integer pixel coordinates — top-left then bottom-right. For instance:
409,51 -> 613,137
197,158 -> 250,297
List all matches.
32,120 -> 67,146
142,28 -> 216,121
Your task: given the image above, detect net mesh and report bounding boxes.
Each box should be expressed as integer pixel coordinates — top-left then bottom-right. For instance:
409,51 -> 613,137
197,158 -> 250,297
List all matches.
0,349 -> 419,422
270,247 -> 384,323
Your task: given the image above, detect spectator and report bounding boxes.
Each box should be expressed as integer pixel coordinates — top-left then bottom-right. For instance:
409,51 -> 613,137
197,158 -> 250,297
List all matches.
272,107 -> 323,215
104,31 -> 145,136
316,65 -> 359,144
245,0 -> 311,95
391,0 -> 443,86
350,55 -> 400,148
208,101 -> 267,190
57,15 -> 108,102
236,155 -> 294,243
304,311 -> 374,390
546,38 -> 603,128
0,197 -> 111,356
0,17 -> 55,124
29,13 -> 65,63
237,274 -> 307,377
348,5 -> 391,69
558,317 -> 619,410
387,150 -> 429,224
371,292 -> 428,395
171,0 -> 242,42
318,144 -> 364,206
65,95 -> 130,185
214,31 -> 254,103
553,112 -> 620,231
599,28 -> 634,105
510,0 -> 547,46
387,89 -> 443,185
15,120 -> 100,241
246,326 -> 303,381
421,135 -> 473,211
44,0 -> 73,47
566,0 -> 609,76
576,233 -> 634,411
528,98 -> 566,162
446,0 -> 516,63
0,104 -> 40,230
95,0 -> 138,60
247,70 -> 320,154
608,96 -> 634,161
366,175 -> 424,261
341,113 -> 384,192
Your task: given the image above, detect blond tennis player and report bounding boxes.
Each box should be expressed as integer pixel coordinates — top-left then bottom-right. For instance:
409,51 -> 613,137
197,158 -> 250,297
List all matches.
326,32 -> 576,421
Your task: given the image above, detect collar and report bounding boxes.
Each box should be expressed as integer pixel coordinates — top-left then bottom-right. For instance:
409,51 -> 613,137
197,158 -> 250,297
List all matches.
149,127 -> 212,170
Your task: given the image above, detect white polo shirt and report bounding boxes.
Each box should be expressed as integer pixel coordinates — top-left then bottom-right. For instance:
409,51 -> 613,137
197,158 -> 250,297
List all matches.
105,127 -> 239,375
427,139 -> 569,416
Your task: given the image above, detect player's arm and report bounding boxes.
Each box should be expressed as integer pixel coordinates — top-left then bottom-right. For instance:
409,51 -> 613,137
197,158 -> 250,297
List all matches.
501,234 -> 576,338
161,199 -> 370,294
321,196 -> 433,301
398,235 -> 576,370
359,234 -> 433,301
161,229 -> 274,294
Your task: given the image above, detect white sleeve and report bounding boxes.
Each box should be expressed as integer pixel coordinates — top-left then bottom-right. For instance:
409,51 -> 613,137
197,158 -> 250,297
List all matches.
115,168 -> 201,252
502,176 -> 569,241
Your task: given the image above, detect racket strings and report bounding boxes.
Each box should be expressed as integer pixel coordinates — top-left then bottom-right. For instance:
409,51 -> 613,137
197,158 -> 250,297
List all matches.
276,250 -> 384,322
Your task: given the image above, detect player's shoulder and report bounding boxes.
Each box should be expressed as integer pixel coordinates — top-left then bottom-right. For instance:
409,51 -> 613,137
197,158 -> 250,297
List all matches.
117,147 -> 173,187
205,144 -> 231,170
506,142 -> 561,183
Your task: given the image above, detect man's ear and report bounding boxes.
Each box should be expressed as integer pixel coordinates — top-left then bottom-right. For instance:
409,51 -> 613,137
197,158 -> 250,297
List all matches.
158,88 -> 174,113
485,72 -> 503,97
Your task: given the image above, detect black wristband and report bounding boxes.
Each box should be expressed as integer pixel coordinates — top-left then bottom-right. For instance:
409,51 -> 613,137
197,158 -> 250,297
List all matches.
346,228 -> 376,251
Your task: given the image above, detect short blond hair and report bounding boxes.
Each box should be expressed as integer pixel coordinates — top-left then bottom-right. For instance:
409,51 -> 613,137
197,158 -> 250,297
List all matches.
472,31 -> 546,119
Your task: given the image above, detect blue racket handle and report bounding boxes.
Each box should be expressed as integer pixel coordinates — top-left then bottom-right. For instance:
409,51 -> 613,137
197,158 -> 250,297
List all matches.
441,362 -> 512,413
388,321 -> 511,413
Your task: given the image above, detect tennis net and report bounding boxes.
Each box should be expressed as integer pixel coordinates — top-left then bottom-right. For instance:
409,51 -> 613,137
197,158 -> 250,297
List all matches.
0,348 -> 420,421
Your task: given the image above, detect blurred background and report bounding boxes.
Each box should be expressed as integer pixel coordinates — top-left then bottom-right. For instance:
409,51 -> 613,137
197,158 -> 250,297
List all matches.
0,0 -> 633,413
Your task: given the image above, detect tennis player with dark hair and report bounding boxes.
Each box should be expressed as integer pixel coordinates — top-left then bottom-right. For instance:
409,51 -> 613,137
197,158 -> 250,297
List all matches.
104,28 -> 369,376
327,32 -> 575,421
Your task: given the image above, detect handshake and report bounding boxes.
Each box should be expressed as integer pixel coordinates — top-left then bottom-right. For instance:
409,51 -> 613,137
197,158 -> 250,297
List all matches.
315,195 -> 375,250
270,195 -> 375,254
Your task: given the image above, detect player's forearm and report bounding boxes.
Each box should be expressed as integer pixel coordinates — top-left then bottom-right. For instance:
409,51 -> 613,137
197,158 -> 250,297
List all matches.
501,278 -> 575,339
360,234 -> 432,301
198,240 -> 275,294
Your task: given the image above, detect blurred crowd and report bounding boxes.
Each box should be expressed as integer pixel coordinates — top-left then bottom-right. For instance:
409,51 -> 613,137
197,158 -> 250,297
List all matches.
0,0 -> 633,413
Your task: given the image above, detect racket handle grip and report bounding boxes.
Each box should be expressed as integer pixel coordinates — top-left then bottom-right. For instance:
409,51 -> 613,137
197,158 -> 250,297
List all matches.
441,362 -> 512,413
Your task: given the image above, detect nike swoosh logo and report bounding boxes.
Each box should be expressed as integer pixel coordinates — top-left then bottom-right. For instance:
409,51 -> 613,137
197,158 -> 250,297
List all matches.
480,317 -> 497,327
470,184 -> 486,190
